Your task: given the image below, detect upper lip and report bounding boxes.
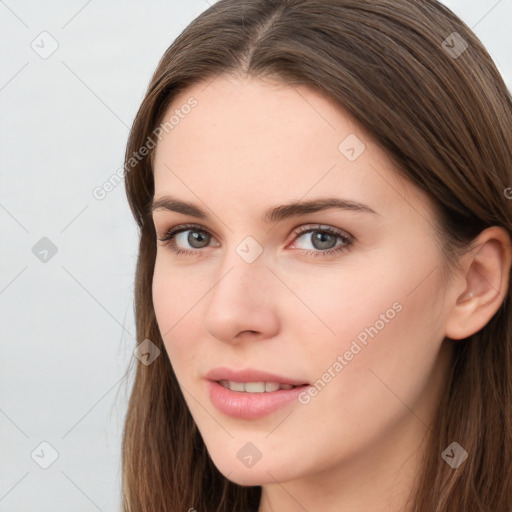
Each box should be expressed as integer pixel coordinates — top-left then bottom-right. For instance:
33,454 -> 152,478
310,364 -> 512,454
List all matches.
205,367 -> 309,386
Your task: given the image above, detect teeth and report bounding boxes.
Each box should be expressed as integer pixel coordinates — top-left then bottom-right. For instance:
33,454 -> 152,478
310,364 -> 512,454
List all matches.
265,382 -> 280,392
229,381 -> 245,392
218,380 -> 298,393
244,382 -> 265,393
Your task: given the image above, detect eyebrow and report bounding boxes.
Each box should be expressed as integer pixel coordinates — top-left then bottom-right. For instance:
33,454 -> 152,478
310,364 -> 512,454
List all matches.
150,195 -> 379,223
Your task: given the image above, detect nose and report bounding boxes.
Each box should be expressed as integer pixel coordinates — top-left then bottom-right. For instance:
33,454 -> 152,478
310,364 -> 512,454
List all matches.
202,244 -> 280,345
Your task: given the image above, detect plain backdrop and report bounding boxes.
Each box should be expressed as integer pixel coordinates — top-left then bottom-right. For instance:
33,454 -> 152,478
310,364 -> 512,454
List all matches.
1,1 -> 511,510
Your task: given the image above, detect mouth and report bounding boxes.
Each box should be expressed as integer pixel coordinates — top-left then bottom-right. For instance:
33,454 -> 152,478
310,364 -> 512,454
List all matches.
204,367 -> 310,419
206,378 -> 310,419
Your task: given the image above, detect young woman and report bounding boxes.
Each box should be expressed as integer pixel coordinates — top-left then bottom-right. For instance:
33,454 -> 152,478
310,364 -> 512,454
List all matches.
121,1 -> 512,510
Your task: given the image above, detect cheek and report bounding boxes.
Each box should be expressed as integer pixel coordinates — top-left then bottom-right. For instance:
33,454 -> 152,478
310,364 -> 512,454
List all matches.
305,270 -> 446,432
152,256 -> 204,327
152,258 -> 212,377
292,248 -> 446,409
152,261 -> 175,332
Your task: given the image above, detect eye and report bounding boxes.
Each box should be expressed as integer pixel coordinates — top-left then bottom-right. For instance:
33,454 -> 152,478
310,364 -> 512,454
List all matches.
157,223 -> 218,256
289,224 -> 353,257
157,223 -> 353,258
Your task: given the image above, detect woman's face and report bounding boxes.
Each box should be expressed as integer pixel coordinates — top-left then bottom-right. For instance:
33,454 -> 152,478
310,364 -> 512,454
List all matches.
151,75 -> 455,491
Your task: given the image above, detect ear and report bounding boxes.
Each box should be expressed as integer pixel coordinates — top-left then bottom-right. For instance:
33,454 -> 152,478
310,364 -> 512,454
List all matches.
445,226 -> 512,340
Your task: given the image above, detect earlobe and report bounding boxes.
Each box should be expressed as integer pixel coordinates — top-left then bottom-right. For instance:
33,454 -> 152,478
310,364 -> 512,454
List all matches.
444,227 -> 512,341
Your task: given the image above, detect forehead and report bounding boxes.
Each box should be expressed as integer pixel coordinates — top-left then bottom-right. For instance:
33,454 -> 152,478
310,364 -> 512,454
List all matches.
152,75 -> 434,224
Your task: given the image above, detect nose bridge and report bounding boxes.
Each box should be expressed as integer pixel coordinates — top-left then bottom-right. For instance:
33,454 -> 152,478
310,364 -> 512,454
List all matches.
211,234 -> 268,306
203,233 -> 279,341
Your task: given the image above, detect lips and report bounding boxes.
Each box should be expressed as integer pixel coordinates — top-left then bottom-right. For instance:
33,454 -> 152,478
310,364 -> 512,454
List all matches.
205,367 -> 309,387
205,367 -> 310,419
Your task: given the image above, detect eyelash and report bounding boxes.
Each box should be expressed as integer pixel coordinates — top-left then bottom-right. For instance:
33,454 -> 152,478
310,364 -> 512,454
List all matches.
157,223 -> 353,258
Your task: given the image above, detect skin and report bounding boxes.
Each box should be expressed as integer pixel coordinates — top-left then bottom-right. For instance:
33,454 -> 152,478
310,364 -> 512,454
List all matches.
151,74 -> 512,512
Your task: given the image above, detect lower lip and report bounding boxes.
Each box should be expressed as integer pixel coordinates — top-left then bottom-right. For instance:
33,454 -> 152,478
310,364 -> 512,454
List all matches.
207,380 -> 309,419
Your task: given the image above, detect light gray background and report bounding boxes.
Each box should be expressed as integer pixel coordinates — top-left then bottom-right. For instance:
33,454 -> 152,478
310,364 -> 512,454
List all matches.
1,1 -> 511,510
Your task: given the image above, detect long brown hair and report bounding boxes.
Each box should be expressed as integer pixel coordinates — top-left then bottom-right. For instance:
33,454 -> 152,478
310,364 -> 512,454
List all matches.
121,1 -> 512,510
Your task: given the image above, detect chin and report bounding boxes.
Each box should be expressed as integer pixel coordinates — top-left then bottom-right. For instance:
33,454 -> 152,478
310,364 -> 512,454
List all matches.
210,452 -> 295,487
223,469 -> 267,487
